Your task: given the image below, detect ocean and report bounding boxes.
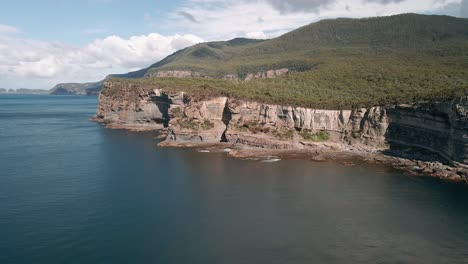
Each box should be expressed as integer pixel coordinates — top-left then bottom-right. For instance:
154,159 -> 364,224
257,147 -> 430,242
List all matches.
1,94 -> 467,264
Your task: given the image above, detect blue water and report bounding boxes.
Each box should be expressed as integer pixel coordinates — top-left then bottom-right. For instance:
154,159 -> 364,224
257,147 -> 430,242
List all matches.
1,95 -> 468,264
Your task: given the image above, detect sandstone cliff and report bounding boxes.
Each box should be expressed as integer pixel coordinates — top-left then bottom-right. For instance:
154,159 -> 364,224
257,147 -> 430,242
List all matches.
386,98 -> 468,165
94,80 -> 467,170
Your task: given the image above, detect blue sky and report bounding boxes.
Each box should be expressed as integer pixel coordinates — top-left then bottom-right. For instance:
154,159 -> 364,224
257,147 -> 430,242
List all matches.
0,0 -> 184,45
0,0 -> 467,89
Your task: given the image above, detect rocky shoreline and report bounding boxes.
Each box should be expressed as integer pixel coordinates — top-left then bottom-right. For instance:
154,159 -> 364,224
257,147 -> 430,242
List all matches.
171,144 -> 468,184
92,80 -> 468,183
91,118 -> 468,183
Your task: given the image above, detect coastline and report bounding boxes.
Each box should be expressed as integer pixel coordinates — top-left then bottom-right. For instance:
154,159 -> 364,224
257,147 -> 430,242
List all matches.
165,140 -> 468,184
92,119 -> 468,183
92,80 -> 468,184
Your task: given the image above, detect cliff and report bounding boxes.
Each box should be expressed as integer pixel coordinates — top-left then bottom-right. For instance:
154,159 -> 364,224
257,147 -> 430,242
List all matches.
145,69 -> 291,81
386,98 -> 468,165
94,80 -> 467,176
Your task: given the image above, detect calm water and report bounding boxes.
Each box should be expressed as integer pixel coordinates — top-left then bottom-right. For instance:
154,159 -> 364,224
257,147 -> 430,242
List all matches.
1,95 -> 468,264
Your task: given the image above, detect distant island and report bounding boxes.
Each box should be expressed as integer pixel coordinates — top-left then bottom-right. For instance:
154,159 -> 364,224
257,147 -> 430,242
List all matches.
49,81 -> 104,96
1,85 -> 101,95
0,88 -> 49,95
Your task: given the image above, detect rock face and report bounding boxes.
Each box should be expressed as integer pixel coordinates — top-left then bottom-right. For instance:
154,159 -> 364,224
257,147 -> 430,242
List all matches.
223,101 -> 387,149
96,82 -> 182,129
145,69 -> 290,81
94,80 -> 467,166
147,71 -> 204,78
386,97 -> 468,164
244,68 -> 289,81
166,97 -> 228,144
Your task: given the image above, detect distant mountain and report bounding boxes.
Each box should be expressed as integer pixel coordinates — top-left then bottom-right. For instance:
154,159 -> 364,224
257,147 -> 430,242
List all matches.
49,81 -> 104,95
118,38 -> 267,79
0,88 -> 6,93
49,69 -> 152,95
135,13 -> 468,78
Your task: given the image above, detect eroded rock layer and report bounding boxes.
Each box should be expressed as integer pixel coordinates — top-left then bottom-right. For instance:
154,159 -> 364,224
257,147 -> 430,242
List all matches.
386,98 -> 468,165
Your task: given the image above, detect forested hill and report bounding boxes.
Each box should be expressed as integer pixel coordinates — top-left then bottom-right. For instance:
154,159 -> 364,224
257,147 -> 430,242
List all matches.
106,14 -> 468,108
130,13 -> 468,78
268,13 -> 468,48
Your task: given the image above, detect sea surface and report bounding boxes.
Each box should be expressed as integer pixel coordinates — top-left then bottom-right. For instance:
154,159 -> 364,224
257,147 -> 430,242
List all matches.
1,94 -> 468,264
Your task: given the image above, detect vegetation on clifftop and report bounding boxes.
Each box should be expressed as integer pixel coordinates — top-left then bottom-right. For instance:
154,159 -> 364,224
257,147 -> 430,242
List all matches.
102,14 -> 468,109
105,60 -> 467,109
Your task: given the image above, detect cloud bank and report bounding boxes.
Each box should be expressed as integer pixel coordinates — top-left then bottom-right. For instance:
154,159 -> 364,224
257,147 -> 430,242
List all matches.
265,0 -> 335,13
169,0 -> 467,41
0,32 -> 203,89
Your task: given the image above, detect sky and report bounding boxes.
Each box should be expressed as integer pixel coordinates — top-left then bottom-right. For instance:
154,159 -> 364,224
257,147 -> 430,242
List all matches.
0,0 -> 467,89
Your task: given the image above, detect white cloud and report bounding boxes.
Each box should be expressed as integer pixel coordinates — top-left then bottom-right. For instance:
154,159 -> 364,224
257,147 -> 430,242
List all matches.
166,0 -> 467,41
453,0 -> 468,17
0,24 -> 19,34
0,33 -> 203,89
265,0 -> 335,13
246,31 -> 268,39
166,0 -> 316,40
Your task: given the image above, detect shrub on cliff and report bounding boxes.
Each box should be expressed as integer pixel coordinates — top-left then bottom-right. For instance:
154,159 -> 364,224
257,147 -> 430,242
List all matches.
170,107 -> 183,118
274,129 -> 295,140
300,130 -> 330,142
177,118 -> 199,130
201,119 -> 215,130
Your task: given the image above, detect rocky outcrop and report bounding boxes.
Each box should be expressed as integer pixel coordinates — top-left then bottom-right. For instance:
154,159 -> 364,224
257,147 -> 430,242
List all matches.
342,107 -> 389,146
244,68 -> 289,81
145,69 -> 290,81
95,83 -> 183,130
165,97 -> 228,144
94,80 -> 468,172
223,69 -> 290,81
146,70 -> 204,78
